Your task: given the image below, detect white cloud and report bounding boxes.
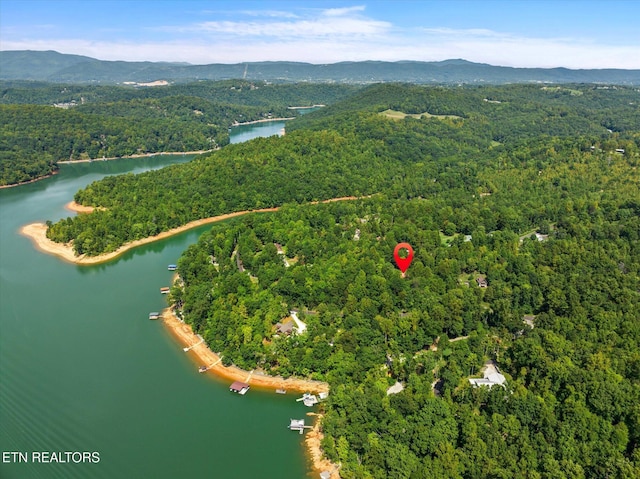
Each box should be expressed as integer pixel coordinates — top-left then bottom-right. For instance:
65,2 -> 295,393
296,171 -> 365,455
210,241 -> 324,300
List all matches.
1,5 -> 639,69
322,5 -> 367,16
238,10 -> 299,19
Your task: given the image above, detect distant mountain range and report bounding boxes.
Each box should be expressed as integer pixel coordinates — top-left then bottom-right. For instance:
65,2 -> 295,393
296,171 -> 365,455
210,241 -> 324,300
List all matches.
2,50 -> 640,85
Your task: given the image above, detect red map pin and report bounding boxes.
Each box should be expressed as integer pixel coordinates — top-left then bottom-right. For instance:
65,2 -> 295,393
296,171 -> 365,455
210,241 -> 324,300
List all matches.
394,242 -> 414,276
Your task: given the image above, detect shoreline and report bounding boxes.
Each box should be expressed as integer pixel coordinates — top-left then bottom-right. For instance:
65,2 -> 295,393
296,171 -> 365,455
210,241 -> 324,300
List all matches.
161,308 -> 329,394
0,170 -> 59,190
65,201 -> 96,213
161,306 -> 338,476
57,149 -> 212,164
21,196 -> 368,265
231,117 -> 295,126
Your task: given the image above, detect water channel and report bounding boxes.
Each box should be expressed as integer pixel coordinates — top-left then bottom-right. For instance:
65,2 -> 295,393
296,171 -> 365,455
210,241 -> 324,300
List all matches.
0,122 -> 314,478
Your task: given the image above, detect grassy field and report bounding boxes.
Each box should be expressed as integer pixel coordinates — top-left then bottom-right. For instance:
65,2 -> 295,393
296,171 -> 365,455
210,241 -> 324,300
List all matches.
380,109 -> 462,120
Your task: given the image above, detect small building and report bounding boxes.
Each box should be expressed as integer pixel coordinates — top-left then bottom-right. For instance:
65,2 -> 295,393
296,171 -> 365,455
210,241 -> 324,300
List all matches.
275,320 -> 295,335
229,381 -> 250,395
476,275 -> 488,288
469,361 -> 506,389
522,314 -> 536,328
386,381 -> 405,396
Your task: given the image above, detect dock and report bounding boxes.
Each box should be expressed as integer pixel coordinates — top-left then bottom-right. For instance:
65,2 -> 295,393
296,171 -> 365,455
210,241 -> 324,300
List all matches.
229,381 -> 250,395
148,312 -> 160,320
297,393 -> 319,407
198,357 -> 223,373
167,264 -> 177,271
288,418 -> 312,434
160,287 -> 170,294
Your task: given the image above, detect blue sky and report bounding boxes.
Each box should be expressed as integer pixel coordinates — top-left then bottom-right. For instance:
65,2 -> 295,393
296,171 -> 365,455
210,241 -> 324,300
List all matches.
1,0 -> 639,68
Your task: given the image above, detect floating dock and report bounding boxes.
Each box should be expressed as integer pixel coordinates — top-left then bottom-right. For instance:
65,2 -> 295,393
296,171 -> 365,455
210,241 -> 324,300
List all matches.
167,264 -> 177,271
229,381 -> 250,395
297,393 -> 319,407
148,312 -> 160,320
160,287 -> 170,294
288,419 -> 312,434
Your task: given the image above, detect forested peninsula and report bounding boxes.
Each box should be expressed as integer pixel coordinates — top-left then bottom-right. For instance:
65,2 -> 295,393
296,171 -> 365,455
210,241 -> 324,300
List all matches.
21,82 -> 640,478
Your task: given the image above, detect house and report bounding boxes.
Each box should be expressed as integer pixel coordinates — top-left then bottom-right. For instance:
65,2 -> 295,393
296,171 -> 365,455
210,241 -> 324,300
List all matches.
534,233 -> 549,242
476,275 -> 488,288
275,320 -> 295,335
469,361 -> 506,389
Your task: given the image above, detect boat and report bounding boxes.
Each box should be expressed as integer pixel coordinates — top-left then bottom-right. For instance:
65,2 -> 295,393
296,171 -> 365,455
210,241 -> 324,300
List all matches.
148,312 -> 160,320
167,264 -> 177,271
296,392 -> 319,407
160,287 -> 170,294
198,366 -> 208,373
275,389 -> 287,394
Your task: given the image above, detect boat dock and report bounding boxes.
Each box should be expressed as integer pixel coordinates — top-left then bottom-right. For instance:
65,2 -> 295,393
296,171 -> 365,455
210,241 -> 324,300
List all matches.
296,391 -> 328,407
229,381 -> 250,395
167,264 -> 177,271
288,419 -> 312,434
160,287 -> 170,294
148,312 -> 160,320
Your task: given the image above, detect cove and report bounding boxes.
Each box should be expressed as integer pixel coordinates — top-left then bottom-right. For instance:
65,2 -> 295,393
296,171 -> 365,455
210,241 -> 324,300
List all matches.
0,129 -> 311,478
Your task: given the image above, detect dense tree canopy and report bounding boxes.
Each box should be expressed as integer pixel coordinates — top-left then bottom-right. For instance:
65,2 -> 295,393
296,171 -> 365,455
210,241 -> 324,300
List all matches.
0,80 -> 359,186
21,82 -> 640,477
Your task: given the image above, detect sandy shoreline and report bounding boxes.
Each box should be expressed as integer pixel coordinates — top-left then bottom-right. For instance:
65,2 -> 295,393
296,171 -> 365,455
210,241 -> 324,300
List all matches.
65,201 -> 96,213
232,117 -> 295,126
21,196 -> 366,265
161,307 -> 329,394
20,208 -> 279,265
57,150 -> 212,164
161,306 -> 338,476
0,171 -> 59,189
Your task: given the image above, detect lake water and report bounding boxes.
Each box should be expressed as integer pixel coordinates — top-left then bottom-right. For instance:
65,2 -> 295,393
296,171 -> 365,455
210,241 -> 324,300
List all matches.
0,126 -> 312,478
229,121 -> 286,144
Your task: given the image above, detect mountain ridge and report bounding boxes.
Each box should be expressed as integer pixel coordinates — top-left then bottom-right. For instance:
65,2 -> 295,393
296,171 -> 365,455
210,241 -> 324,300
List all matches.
2,50 -> 640,84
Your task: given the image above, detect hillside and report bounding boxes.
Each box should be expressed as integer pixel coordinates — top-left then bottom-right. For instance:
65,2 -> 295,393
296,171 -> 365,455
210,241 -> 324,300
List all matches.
0,80 -> 359,186
2,51 -> 640,85
20,80 -> 640,478
43,83 -> 639,255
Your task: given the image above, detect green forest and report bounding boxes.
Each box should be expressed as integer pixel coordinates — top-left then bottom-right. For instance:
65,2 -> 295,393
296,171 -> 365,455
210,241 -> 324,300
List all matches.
0,80 -> 358,186
16,81 -> 640,477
